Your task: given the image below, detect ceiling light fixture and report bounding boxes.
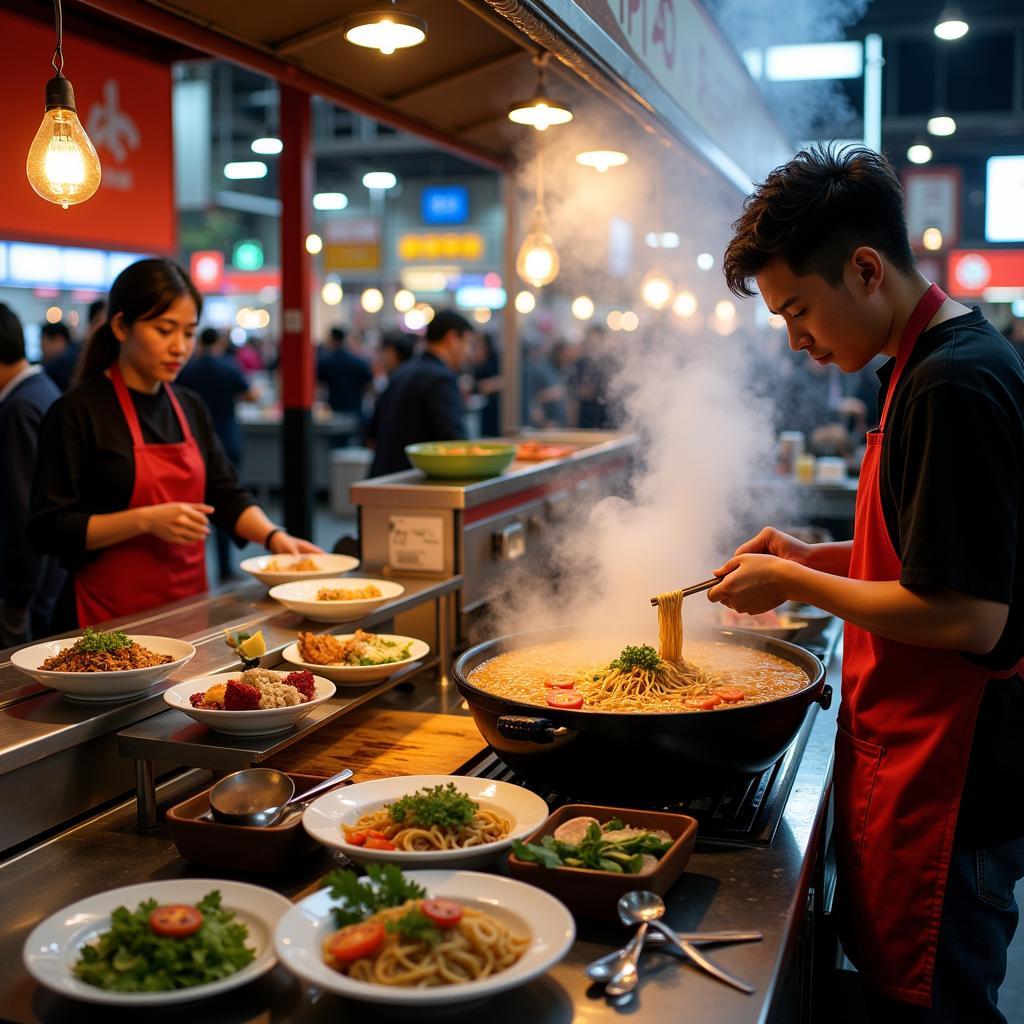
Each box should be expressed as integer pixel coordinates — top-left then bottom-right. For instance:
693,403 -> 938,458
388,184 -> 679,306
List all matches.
251,137 -> 282,155
508,53 -> 573,131
343,1 -> 427,55
907,142 -> 933,164
26,0 -> 101,209
575,150 -> 629,172
313,191 -> 349,210
934,4 -> 969,40
362,170 -> 397,190
224,161 -> 268,180
516,139 -> 560,288
927,113 -> 957,136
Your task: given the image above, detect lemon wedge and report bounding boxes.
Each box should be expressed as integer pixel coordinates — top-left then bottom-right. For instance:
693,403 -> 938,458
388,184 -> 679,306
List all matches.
238,630 -> 266,659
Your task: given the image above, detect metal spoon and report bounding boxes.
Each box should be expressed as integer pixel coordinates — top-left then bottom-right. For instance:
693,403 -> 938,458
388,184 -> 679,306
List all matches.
206,767 -> 352,826
604,912 -> 648,997
617,891 -> 755,994
585,930 -> 763,982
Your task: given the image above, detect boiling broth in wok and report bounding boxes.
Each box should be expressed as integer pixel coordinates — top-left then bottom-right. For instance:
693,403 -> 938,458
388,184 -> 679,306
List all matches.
467,639 -> 808,713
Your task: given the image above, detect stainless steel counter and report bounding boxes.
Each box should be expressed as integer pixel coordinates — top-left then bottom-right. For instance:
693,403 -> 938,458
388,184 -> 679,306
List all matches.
0,627 -> 842,1024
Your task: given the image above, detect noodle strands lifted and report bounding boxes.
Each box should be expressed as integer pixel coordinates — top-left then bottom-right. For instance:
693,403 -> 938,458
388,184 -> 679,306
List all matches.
656,589 -> 684,663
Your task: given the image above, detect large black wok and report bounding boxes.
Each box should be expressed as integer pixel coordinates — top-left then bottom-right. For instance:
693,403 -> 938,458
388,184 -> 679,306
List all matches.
453,626 -> 829,799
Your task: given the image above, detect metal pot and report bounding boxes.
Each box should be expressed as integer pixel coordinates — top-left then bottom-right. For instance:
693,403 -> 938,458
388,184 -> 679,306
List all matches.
452,626 -> 830,798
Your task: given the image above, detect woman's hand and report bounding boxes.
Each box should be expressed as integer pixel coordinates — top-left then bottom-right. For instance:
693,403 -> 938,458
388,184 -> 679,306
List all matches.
732,526 -> 812,564
140,503 -> 214,544
707,554 -> 796,614
269,532 -> 324,555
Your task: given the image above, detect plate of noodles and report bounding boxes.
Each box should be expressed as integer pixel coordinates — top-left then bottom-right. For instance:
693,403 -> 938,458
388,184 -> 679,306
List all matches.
281,630 -> 430,684
302,776 -> 550,869
268,578 -> 404,622
239,553 -> 360,587
272,866 -> 575,1006
10,629 -> 196,701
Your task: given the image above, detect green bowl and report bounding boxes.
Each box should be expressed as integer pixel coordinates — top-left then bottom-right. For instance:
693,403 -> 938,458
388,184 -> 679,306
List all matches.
405,441 -> 517,479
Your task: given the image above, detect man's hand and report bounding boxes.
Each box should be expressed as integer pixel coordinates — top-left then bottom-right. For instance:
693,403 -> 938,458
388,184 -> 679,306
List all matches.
732,527 -> 813,564
707,554 -> 796,614
269,533 -> 324,555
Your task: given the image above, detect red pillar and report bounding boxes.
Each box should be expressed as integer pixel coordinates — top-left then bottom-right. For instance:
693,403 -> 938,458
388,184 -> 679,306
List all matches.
279,84 -> 315,540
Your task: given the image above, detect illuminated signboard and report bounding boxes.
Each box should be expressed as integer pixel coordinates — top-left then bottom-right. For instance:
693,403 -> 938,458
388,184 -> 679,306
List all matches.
421,186 -> 470,226
986,156 -> 1024,243
398,233 -> 485,262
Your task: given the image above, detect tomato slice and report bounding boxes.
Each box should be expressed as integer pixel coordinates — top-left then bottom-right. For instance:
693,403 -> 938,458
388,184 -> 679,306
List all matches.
543,677 -> 576,689
684,694 -> 723,710
343,829 -> 367,846
329,921 -> 386,963
714,687 -> 746,703
149,904 -> 203,938
364,829 -> 390,840
365,836 -> 397,850
421,898 -> 464,928
547,689 -> 584,710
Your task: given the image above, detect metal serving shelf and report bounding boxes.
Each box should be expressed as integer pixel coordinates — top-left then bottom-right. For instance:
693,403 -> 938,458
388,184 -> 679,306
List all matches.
115,574 -> 461,827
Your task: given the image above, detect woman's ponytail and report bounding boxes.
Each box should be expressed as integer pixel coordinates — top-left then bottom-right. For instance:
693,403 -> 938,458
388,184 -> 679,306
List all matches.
74,321 -> 120,385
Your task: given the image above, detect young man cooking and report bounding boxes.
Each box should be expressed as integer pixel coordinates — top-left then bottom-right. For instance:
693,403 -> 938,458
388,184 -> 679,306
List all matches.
710,144 -> 1024,1023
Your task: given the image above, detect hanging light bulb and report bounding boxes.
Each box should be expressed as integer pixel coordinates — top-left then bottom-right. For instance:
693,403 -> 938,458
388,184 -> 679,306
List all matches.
26,2 -> 101,209
640,270 -> 673,310
516,140 -> 560,289
361,288 -> 384,313
394,289 -> 415,313
508,54 -> 573,131
344,2 -> 427,55
934,4 -> 968,40
572,296 -> 595,320
907,142 -> 933,164
927,113 -> 957,136
516,207 -> 560,288
672,291 -> 698,319
514,291 -> 536,314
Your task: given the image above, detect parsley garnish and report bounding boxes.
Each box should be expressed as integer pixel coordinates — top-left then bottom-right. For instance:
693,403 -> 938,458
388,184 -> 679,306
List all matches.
610,644 -> 662,672
75,628 -> 132,654
322,864 -> 427,927
388,783 -> 477,829
386,907 -> 442,946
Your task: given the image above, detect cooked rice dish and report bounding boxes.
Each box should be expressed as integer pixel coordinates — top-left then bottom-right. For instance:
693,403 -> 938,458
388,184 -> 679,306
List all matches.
316,584 -> 382,601
40,629 -> 172,673
265,556 -> 319,572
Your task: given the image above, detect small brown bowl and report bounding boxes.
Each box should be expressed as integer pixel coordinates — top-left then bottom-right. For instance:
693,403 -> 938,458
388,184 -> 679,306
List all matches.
167,772 -> 327,873
507,803 -> 698,920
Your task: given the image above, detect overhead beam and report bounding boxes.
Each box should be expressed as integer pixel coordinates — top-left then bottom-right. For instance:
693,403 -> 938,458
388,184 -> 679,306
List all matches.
388,51 -> 526,104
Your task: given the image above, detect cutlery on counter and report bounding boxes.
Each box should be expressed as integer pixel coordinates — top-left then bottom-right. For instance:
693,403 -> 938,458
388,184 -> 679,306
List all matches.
591,891 -> 758,996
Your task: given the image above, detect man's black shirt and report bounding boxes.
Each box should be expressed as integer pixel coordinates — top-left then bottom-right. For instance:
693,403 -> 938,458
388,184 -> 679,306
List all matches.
875,306 -> 1024,845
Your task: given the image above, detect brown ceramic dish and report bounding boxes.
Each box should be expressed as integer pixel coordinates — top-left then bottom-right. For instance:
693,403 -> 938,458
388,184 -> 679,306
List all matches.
167,773 -> 328,873
507,803 -> 698,920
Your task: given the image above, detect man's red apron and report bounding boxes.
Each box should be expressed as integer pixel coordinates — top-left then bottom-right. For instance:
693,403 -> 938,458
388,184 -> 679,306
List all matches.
838,282 -> 1021,1006
74,364 -> 207,626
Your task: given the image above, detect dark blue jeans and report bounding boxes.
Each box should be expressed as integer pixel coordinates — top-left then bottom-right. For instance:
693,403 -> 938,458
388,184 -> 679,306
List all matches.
863,836 -> 1024,1022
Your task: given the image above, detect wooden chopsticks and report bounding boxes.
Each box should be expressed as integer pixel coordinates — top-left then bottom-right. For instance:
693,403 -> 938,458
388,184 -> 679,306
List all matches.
650,577 -> 720,607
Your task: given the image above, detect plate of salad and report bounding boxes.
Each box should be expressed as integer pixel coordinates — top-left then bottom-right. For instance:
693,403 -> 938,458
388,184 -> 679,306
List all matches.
23,879 -> 290,1006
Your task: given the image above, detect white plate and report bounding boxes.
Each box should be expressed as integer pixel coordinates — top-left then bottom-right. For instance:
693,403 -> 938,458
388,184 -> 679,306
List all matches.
240,553 -> 360,587
10,635 -> 196,701
273,869 -> 574,1006
268,578 -> 404,622
164,671 -> 336,735
281,634 -> 430,685
302,775 -> 550,869
24,878 -> 290,1007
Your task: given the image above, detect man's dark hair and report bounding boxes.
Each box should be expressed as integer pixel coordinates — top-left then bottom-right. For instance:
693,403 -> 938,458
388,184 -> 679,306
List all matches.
426,309 -> 472,343
40,321 -> 72,343
381,330 -> 415,364
723,144 -> 916,298
0,303 -> 26,365
329,325 -> 347,345
88,299 -> 107,323
199,327 -> 221,348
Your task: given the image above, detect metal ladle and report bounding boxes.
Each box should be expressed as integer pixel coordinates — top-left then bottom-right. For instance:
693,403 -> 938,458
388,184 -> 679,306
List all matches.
615,891 -> 755,994
208,767 -> 353,826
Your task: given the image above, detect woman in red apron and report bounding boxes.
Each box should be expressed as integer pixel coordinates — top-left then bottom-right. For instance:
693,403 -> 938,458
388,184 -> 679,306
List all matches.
711,146 -> 1024,1020
28,258 -> 319,629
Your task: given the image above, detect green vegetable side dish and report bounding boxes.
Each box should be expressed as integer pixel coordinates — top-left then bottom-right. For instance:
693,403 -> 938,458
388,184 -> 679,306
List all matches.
388,783 -> 478,829
324,864 -> 428,928
513,820 -> 673,875
75,628 -> 132,654
73,891 -> 255,992
610,644 -> 663,673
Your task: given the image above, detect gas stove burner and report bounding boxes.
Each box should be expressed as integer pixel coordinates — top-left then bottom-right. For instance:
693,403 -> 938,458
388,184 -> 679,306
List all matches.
457,704 -> 818,848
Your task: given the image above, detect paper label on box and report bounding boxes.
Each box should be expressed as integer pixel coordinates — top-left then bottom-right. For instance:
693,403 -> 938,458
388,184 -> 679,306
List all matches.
388,515 -> 445,572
